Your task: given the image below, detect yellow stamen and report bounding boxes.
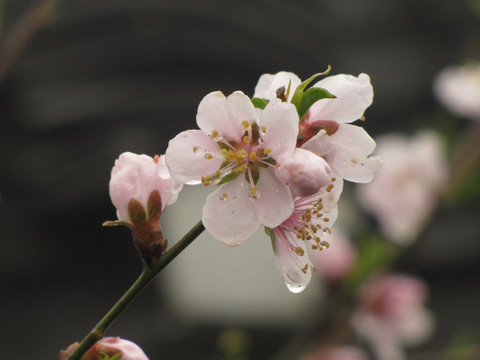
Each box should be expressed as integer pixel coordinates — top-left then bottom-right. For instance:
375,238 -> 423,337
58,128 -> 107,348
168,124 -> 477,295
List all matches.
242,120 -> 251,130
294,247 -> 305,256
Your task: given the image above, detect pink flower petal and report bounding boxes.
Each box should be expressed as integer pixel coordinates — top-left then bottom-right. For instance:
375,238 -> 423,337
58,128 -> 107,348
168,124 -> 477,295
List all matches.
309,73 -> 373,124
202,177 -> 260,246
196,91 -> 254,142
254,168 -> 294,228
327,124 -> 382,183
254,71 -> 302,101
260,100 -> 299,160
272,228 -> 311,293
165,130 -> 224,184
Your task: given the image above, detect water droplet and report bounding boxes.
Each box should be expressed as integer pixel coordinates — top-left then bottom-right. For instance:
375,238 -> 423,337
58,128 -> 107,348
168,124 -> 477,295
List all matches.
248,192 -> 260,201
185,179 -> 202,185
285,282 -> 306,294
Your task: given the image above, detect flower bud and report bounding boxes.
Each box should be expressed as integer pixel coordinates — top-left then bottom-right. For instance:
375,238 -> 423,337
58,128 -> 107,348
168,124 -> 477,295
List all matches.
276,148 -> 332,197
60,337 -> 149,360
106,152 -> 183,261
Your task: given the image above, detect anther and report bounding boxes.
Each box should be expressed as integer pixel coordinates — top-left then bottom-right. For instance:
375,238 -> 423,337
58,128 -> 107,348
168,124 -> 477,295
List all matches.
294,247 -> 305,256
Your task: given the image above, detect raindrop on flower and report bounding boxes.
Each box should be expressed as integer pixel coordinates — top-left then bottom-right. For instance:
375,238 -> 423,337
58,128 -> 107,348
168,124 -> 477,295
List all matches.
286,282 -> 306,293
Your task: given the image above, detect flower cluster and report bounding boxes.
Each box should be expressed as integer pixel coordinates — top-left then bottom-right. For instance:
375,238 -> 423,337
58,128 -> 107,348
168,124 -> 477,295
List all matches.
164,69 -> 381,292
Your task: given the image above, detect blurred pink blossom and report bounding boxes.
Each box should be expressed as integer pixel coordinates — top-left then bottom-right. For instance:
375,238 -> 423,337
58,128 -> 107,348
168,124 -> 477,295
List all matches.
310,229 -> 357,285
300,345 -> 369,360
356,130 -> 448,243
60,337 -> 149,360
434,62 -> 480,120
352,274 -> 434,360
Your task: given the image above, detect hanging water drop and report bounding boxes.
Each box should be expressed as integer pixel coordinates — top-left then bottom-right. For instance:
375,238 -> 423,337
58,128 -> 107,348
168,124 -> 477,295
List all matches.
285,282 -> 306,294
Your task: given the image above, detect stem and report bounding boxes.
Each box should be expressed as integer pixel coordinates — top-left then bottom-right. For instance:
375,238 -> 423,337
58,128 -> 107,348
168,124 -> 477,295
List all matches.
0,0 -> 57,83
66,220 -> 205,360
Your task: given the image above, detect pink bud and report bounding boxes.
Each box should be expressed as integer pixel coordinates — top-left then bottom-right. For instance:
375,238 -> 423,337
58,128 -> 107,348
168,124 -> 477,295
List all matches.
109,152 -> 182,224
276,148 -> 332,197
59,337 -> 149,360
107,152 -> 182,261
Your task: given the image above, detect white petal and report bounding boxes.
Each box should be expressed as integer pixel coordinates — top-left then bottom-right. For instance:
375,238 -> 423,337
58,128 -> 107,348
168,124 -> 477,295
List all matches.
309,73 -> 373,124
202,178 -> 259,246
260,100 -> 299,160
196,91 -> 247,141
254,71 -> 302,101
301,129 -> 333,156
165,130 -> 223,184
226,91 -> 259,128
272,228 -> 312,293
254,168 -> 294,228
327,124 -> 382,183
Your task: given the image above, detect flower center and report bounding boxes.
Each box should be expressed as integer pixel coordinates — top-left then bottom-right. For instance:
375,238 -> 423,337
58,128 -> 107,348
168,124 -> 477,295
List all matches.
195,120 -> 276,199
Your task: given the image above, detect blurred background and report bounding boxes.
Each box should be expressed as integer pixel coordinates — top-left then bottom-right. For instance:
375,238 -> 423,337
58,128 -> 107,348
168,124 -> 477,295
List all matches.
1,0 -> 480,359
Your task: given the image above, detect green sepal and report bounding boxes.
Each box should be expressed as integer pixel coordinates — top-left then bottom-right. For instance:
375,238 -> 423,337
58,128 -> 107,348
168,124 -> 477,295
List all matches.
290,66 -> 334,118
296,87 -> 335,120
265,227 -> 276,254
100,353 -> 122,360
217,170 -> 241,185
251,97 -> 270,109
245,167 -> 260,185
128,198 -> 147,224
